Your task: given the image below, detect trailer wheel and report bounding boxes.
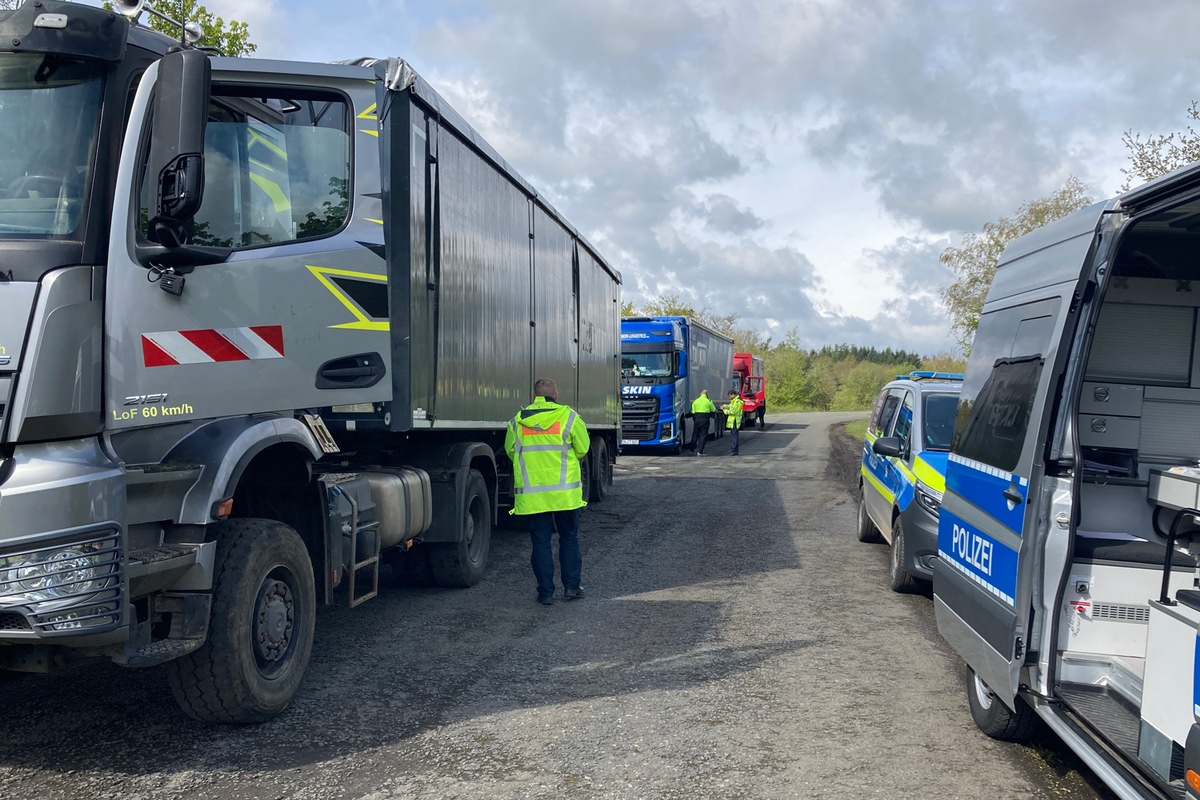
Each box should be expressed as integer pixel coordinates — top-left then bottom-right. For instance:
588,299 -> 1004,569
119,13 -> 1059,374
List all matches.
166,519 -> 316,723
589,439 -> 611,502
967,668 -> 1037,741
428,469 -> 491,587
888,516 -> 920,593
856,486 -> 882,543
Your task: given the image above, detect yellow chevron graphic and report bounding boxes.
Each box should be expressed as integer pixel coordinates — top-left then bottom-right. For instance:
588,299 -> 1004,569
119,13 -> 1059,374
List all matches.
307,265 -> 390,331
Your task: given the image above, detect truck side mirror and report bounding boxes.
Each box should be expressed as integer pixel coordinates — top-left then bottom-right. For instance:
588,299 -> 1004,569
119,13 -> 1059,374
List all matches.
147,49 -> 210,247
676,352 -> 684,376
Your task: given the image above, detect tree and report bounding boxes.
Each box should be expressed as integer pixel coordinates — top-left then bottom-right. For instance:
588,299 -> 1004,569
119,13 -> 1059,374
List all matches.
1120,102 -> 1200,192
105,0 -> 256,56
940,177 -> 1092,354
620,300 -> 636,317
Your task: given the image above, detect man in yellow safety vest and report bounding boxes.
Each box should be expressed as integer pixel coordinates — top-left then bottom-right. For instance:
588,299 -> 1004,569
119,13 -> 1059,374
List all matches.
690,388 -> 717,456
504,378 -> 591,606
723,390 -> 745,456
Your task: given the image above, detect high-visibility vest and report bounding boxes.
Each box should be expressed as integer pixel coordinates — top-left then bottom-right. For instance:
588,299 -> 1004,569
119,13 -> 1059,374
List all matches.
504,398 -> 590,514
725,397 -> 744,429
691,394 -> 717,414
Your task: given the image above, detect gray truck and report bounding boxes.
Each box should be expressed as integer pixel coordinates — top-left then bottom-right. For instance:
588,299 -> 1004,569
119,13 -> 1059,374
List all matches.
0,0 -> 621,722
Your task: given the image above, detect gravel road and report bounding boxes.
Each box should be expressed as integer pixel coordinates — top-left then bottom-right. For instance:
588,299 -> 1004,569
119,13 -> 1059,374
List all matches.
0,412 -> 1114,799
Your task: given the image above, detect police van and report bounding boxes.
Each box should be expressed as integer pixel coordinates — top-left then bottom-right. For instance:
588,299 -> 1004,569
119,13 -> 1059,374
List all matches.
935,165 -> 1200,799
859,371 -> 963,593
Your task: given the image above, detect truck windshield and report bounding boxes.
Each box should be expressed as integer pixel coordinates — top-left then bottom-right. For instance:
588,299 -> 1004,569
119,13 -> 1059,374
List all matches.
621,353 -> 673,378
0,54 -> 102,238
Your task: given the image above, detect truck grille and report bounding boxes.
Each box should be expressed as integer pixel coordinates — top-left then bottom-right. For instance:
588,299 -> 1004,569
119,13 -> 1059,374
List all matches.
620,396 -> 661,440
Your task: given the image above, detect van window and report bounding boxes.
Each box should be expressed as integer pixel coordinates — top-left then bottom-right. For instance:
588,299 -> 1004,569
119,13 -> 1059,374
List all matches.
955,356 -> 1042,471
872,393 -> 900,437
894,392 -> 914,451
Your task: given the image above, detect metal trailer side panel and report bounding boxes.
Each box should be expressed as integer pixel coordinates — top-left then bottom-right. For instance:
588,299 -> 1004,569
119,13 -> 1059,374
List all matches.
378,64 -> 621,432
578,245 -> 620,428
532,203 -> 578,409
682,318 -> 735,402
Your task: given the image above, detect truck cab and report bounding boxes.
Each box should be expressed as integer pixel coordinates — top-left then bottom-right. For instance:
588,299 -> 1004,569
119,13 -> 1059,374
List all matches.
935,166 -> 1200,798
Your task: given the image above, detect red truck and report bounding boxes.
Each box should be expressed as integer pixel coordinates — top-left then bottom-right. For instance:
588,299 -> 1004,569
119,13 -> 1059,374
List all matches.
733,353 -> 766,428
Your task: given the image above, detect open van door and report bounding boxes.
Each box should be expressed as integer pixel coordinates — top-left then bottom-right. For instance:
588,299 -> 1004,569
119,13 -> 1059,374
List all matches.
934,202 -> 1118,712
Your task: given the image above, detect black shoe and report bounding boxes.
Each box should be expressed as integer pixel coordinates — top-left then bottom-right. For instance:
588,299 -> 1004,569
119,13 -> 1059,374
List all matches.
537,594 -> 555,606
563,588 -> 585,601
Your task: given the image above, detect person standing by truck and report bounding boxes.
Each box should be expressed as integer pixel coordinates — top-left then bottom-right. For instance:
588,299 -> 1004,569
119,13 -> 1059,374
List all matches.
690,389 -> 717,456
505,379 -> 591,606
723,390 -> 745,456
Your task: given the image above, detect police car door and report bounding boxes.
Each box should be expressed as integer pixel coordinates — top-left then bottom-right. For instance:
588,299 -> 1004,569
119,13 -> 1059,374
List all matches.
934,204 -> 1113,710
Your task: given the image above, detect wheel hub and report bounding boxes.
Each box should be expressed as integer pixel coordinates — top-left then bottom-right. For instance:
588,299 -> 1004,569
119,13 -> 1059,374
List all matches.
254,578 -> 294,663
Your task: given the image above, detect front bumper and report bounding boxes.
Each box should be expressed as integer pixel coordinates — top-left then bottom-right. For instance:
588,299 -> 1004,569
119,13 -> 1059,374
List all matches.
899,503 -> 940,581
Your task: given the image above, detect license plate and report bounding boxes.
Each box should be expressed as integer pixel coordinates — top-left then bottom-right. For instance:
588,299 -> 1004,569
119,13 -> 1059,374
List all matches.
621,439 -> 637,446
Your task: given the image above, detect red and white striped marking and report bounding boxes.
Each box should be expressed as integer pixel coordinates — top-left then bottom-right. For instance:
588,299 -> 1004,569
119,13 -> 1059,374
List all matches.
142,325 -> 285,367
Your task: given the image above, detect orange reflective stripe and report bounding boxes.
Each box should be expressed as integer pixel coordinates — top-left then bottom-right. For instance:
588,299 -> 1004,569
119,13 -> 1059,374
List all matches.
521,421 -> 562,437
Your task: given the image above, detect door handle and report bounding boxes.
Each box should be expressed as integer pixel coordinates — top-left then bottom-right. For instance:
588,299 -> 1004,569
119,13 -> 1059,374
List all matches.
1003,486 -> 1023,505
316,352 -> 386,389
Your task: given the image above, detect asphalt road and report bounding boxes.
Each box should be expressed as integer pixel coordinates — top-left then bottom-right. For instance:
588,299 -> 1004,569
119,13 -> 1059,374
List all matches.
0,412 -> 1112,799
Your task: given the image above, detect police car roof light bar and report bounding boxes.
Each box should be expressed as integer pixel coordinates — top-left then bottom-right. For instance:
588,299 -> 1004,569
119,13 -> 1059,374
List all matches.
900,370 -> 965,382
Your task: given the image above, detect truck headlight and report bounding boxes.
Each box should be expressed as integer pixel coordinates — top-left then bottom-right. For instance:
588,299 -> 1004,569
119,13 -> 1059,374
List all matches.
1,541 -> 114,602
661,422 -> 674,439
915,483 -> 943,518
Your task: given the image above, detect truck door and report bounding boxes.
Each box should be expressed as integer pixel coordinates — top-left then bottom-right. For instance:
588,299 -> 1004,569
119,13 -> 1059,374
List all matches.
106,61 -> 388,428
934,204 -> 1113,710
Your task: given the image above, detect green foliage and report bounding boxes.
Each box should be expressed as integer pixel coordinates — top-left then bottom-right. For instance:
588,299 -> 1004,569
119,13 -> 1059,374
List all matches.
105,0 -> 256,56
620,299 -> 636,317
830,362 -> 915,410
939,177 -> 1092,355
1120,102 -> 1200,192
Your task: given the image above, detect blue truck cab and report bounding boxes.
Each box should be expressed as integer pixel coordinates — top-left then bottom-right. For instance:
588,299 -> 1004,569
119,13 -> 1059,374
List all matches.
619,316 -> 734,454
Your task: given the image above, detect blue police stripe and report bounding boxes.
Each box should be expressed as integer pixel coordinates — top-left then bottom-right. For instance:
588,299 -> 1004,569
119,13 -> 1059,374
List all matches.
938,508 -> 1019,607
945,454 -> 1028,536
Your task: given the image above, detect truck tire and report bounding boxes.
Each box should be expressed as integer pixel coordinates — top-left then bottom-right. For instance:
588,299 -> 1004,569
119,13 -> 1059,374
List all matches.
888,516 -> 920,593
428,469 -> 491,587
857,486 -> 882,543
166,518 -> 316,723
589,438 -> 611,502
671,416 -> 684,456
967,668 -> 1037,741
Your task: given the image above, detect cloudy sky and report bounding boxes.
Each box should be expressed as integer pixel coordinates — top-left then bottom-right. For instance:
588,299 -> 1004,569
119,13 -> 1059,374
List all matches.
126,1 -> 1200,355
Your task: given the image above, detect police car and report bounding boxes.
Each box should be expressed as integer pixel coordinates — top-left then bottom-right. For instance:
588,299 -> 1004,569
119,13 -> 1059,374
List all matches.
857,371 -> 963,592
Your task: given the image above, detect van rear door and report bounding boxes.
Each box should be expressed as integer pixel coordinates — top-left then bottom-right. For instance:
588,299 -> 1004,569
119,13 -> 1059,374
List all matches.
934,202 -> 1116,710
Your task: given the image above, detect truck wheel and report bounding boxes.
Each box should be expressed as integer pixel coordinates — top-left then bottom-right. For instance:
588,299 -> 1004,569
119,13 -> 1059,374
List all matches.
888,516 -> 920,593
428,469 -> 491,588
589,439 -> 611,502
967,668 -> 1037,741
856,486 -> 882,543
166,519 -> 316,723
671,417 -> 684,456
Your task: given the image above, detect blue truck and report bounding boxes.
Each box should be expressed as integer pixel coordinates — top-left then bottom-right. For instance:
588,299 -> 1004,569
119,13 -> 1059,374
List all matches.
619,317 -> 735,454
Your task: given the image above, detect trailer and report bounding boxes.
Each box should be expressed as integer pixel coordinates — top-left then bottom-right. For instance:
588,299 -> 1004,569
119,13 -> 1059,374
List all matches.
0,0 -> 620,722
619,316 -> 734,454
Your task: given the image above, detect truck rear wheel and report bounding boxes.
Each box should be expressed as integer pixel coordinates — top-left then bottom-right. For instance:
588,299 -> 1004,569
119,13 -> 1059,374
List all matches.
589,438 -> 611,502
967,668 -> 1037,741
428,469 -> 491,587
166,518 -> 316,723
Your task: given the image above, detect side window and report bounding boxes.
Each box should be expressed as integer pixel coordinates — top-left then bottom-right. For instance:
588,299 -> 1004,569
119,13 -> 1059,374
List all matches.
894,392 -> 915,452
141,87 -> 351,249
873,393 -> 901,437
868,390 -> 888,433
953,297 -> 1061,470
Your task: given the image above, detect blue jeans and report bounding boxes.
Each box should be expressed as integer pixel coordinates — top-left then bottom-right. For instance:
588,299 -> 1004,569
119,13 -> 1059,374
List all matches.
529,509 -> 582,599
729,424 -> 739,454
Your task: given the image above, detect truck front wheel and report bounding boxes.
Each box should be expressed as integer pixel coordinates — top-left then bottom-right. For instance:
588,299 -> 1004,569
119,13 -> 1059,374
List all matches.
166,518 -> 316,723
428,469 -> 492,587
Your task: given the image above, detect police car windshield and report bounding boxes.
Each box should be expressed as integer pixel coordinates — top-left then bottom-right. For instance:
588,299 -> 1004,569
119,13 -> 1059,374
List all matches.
922,392 -> 959,450
0,54 -> 102,238
621,353 -> 672,378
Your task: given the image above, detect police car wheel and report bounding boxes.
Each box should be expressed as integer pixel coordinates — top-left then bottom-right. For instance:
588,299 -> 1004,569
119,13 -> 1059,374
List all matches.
966,668 -> 1037,741
856,486 -> 882,543
888,517 -> 920,593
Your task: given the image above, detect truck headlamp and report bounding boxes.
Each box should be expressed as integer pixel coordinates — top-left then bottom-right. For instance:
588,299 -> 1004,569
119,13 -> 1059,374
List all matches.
915,483 -> 943,518
661,422 -> 674,440
1,541 -> 115,603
